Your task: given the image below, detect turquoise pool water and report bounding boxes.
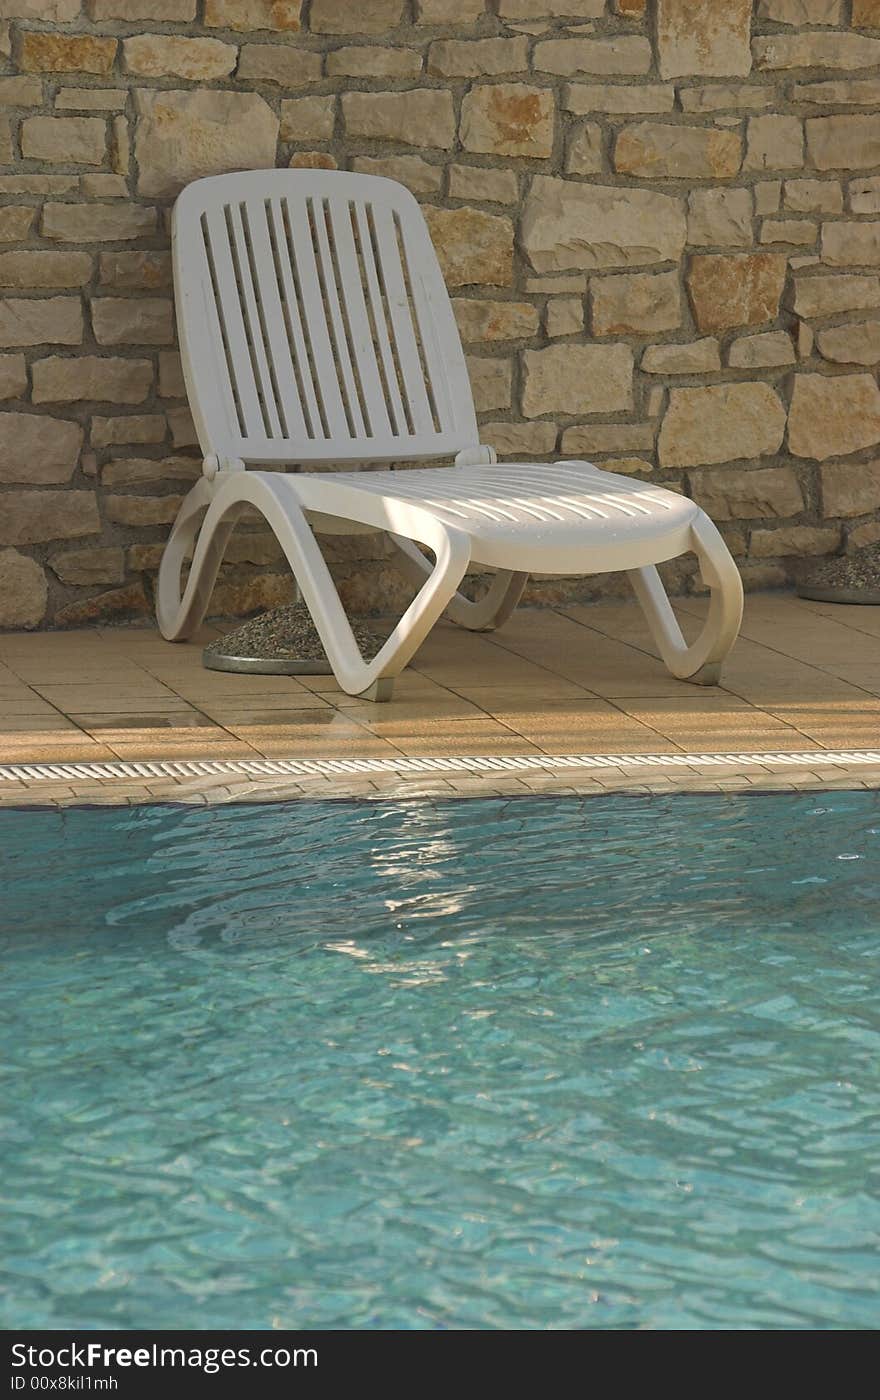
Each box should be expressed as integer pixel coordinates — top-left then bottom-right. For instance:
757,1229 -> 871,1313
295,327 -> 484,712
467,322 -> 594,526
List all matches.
1,792 -> 879,1331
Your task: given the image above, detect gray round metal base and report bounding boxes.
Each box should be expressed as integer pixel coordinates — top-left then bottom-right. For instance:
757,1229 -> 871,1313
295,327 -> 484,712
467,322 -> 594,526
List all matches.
202,648 -> 333,675
796,583 -> 880,606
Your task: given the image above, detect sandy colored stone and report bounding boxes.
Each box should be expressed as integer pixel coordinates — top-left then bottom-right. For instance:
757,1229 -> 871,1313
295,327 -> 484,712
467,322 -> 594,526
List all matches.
0,297 -> 82,348
792,273 -> 880,318
687,253 -> 787,332
754,32 -> 880,70
0,412 -> 82,483
564,84 -> 674,116
79,174 -> 127,199
453,298 -> 539,343
1,0 -> 80,15
0,490 -> 99,545
545,297 -> 584,338
534,37 -> 651,77
656,0 -> 752,79
91,414 -> 166,447
42,202 -> 156,242
204,0 -> 301,29
686,187 -> 752,247
102,456 -> 199,486
561,422 -> 654,454
0,210 -> 34,248
21,117 -> 106,166
0,75 -> 43,106
99,251 -> 172,289
351,155 -> 441,194
789,373 -> 880,459
614,123 -> 741,180
784,180 -> 843,215
123,34 -> 236,80
327,47 -> 421,79
19,33 -> 117,74
659,383 -> 787,468
87,1 -> 197,15
32,355 -> 153,404
806,116 -> 880,173
522,176 -> 686,272
795,79 -> 880,108
0,253 -> 91,291
758,0 -> 841,18
104,494 -> 184,526
680,86 -> 769,114
416,0 -> 484,19
641,339 -> 721,374
49,546 -> 125,586
850,178 -> 880,215
424,206 -> 513,287
687,466 -> 804,519
815,320 -> 880,369
749,525 -> 841,557
342,90 -> 455,150
466,356 -> 512,413
591,271 -> 681,335
91,298 -> 174,347
428,38 -> 528,78
310,0 -> 403,33
134,89 -> 279,198
281,95 -> 335,142
236,44 -> 321,86
482,420 -> 558,458
822,222 -> 880,267
853,0 -> 880,21
0,176 -> 77,195
0,354 -> 26,398
728,331 -> 796,368
55,582 -> 151,626
0,548 -> 47,629
760,219 -> 816,246
821,460 -> 880,517
167,407 -> 197,448
565,123 -> 603,176
498,0 -> 604,13
744,115 -> 803,172
521,343 -> 633,418
448,165 -> 518,204
54,88 -> 126,112
460,84 -> 555,160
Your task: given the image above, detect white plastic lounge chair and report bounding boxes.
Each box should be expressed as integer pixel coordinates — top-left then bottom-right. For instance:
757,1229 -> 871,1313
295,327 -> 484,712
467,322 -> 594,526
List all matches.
158,170 -> 743,701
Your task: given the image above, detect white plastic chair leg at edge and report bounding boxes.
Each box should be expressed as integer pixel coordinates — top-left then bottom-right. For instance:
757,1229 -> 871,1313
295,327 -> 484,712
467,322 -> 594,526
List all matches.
156,472 -> 472,701
627,513 -> 744,686
388,533 -> 529,632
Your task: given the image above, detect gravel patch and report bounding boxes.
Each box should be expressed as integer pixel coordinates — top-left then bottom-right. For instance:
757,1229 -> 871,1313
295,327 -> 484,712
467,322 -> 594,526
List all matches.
204,602 -> 386,675
796,544 -> 880,605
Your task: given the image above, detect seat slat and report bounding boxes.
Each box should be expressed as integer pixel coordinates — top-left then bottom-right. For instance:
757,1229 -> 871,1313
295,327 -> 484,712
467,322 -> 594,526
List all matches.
326,194 -> 394,441
227,201 -> 283,440
244,198 -> 310,443
202,205 -> 266,440
284,194 -> 352,440
266,196 -> 324,441
371,204 -> 436,438
309,195 -> 367,439
353,202 -> 409,438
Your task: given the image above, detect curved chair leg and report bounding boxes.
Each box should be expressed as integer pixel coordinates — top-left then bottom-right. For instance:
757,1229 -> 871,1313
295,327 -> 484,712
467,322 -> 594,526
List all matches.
627,513 -> 744,685
157,472 -> 471,701
388,533 -> 528,631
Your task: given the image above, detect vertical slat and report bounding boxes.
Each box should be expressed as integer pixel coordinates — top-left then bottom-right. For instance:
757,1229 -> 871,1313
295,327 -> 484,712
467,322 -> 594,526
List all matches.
371,204 -> 435,437
244,198 -> 309,443
202,205 -> 264,440
227,201 -> 283,440
284,194 -> 352,440
267,196 -> 324,440
326,194 -> 393,440
354,202 -> 408,438
310,196 -> 367,439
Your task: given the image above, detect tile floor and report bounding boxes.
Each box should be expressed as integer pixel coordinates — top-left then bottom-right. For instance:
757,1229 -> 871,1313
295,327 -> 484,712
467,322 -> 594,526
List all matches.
0,591 -> 879,804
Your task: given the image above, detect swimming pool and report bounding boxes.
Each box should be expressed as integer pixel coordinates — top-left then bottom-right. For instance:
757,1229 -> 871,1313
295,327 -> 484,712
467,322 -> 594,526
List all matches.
1,792 -> 878,1330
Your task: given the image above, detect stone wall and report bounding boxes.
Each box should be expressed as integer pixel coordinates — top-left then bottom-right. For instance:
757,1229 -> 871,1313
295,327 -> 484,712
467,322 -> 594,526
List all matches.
2,0 -> 880,628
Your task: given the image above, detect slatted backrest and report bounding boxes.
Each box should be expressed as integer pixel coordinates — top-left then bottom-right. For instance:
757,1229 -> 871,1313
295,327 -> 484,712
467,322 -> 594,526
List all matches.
172,169 -> 480,466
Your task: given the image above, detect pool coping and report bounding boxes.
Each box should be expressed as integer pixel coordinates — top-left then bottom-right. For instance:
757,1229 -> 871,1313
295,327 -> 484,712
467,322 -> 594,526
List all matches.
2,748 -> 880,807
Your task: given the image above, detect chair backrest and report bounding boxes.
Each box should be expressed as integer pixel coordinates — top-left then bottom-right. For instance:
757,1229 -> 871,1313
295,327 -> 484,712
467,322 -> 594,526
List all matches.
172,169 -> 481,467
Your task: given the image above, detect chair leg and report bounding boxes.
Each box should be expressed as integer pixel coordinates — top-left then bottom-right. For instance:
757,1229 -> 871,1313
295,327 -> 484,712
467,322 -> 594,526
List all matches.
388,534 -> 528,631
158,472 -> 472,701
627,513 -> 744,685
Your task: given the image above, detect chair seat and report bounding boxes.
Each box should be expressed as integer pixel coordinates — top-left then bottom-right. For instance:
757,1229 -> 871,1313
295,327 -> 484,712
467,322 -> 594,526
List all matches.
295,460 -> 701,574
